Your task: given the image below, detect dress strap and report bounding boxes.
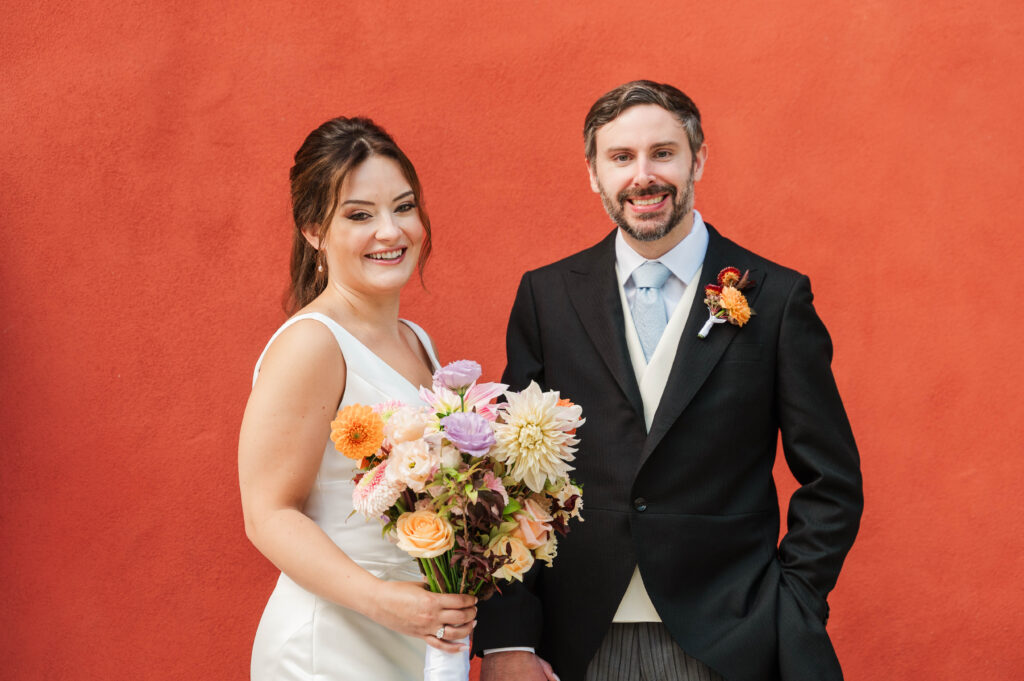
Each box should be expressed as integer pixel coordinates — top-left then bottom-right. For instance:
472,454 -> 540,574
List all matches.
400,319 -> 441,371
251,312 -> 349,387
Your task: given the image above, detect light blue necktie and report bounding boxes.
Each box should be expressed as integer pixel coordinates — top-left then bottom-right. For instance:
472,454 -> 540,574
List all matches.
630,261 -> 672,361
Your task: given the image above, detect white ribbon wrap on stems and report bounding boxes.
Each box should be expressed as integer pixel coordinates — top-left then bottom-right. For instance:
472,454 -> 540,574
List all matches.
698,311 -> 728,338
423,636 -> 471,681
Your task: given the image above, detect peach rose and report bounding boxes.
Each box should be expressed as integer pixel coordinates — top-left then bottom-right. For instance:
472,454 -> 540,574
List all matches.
488,535 -> 535,582
394,510 -> 455,558
384,406 -> 431,444
510,496 -> 553,549
388,439 -> 438,493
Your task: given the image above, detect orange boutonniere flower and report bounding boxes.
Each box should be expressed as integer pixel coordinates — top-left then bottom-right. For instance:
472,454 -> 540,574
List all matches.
330,404 -> 385,460
698,267 -> 756,338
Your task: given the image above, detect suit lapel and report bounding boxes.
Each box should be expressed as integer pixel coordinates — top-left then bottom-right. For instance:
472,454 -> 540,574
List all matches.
565,231 -> 645,420
641,224 -> 769,461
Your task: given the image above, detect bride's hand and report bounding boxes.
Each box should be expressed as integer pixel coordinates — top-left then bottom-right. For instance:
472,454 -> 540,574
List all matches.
366,580 -> 477,653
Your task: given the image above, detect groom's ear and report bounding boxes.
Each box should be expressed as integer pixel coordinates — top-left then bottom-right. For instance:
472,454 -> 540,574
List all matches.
300,223 -> 322,250
692,142 -> 709,182
587,159 -> 600,193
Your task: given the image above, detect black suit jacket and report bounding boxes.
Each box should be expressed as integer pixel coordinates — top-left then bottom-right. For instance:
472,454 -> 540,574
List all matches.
474,225 -> 863,681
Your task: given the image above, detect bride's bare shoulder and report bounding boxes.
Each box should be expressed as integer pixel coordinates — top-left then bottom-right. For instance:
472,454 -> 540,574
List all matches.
257,316 -> 346,390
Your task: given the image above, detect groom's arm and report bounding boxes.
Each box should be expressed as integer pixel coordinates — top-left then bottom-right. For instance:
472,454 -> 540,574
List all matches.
502,270 -> 547,392
474,272 -> 547,655
775,274 -> 864,623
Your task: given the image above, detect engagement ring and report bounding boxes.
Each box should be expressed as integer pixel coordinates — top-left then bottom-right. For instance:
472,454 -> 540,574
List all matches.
434,625 -> 445,639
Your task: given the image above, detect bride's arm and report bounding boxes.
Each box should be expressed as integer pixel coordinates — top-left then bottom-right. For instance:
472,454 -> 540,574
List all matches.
238,319 -> 476,651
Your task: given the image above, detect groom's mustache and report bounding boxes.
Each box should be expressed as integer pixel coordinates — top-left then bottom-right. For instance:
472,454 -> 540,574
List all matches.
617,184 -> 677,203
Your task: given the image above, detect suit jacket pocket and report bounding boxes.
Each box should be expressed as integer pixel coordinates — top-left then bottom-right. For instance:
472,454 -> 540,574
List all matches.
722,342 -> 763,362
777,567 -> 842,680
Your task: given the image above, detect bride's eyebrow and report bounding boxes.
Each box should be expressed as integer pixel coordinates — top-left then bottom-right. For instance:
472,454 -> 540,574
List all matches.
342,191 -> 414,207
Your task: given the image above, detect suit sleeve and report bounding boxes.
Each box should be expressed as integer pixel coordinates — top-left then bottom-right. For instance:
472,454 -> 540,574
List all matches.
775,274 -> 863,623
472,272 -> 546,654
501,271 -> 546,391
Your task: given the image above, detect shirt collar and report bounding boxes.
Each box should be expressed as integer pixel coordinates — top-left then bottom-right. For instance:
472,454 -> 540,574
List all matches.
615,209 -> 709,287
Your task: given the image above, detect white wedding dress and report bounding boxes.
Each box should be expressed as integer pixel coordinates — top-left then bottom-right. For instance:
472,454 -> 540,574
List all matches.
250,312 -> 439,681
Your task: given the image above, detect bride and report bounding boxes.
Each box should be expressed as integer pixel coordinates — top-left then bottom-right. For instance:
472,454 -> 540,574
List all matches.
239,116 -> 477,680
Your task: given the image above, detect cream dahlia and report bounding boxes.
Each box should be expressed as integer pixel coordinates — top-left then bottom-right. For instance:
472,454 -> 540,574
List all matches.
492,381 -> 584,493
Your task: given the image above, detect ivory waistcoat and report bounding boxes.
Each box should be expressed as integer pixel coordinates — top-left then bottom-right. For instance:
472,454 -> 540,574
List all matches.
612,265 -> 703,622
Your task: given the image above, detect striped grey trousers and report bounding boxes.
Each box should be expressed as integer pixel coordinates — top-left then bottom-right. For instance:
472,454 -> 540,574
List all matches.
584,623 -> 725,681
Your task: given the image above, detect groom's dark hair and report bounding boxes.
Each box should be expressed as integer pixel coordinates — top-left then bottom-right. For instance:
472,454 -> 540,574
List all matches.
583,80 -> 704,163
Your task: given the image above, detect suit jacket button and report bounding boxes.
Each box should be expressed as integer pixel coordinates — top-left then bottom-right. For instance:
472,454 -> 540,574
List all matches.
633,497 -> 647,512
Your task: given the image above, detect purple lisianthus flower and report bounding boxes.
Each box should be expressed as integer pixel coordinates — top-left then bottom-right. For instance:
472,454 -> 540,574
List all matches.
440,412 -> 495,457
433,360 -> 482,392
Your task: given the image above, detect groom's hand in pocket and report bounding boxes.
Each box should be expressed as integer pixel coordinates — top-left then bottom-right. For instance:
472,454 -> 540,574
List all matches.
481,651 -> 559,681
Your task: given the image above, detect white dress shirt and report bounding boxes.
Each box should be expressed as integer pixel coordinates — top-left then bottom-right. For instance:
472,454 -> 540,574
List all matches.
615,209 -> 708,315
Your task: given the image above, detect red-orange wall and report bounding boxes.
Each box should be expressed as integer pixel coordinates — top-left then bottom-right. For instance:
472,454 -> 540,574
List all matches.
3,2 -> 1022,679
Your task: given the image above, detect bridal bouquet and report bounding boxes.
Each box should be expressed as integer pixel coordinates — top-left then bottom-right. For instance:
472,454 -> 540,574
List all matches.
330,360 -> 584,681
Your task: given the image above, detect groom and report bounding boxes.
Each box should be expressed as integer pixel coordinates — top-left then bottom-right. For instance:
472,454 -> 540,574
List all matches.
474,81 -> 863,681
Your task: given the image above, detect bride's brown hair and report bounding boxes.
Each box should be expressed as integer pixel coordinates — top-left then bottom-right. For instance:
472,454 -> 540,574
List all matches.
285,116 -> 432,313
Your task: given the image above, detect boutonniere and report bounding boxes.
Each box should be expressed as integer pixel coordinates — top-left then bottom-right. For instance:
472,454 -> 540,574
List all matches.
698,267 -> 756,339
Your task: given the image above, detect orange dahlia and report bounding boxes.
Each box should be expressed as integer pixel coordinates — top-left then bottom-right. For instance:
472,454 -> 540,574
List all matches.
330,404 -> 385,460
719,286 -> 752,326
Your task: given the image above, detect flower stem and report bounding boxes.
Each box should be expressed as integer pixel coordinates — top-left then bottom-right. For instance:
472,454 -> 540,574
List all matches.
428,557 -> 450,593
420,558 -> 440,592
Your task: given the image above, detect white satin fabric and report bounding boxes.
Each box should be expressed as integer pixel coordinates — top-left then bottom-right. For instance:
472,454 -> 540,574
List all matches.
250,312 -> 439,681
423,636 -> 471,681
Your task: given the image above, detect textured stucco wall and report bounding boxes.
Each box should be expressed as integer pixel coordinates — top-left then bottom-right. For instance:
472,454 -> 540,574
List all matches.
2,1 -> 1022,679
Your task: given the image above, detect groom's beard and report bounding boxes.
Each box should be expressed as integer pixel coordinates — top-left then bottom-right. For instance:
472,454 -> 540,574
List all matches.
598,171 -> 695,243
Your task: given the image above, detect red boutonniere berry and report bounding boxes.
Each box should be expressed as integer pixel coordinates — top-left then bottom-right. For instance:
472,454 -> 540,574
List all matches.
698,267 -> 756,339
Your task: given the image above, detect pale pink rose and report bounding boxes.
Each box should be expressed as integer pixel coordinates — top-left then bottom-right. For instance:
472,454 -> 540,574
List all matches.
384,406 -> 431,444
439,444 -> 462,469
510,496 -> 553,549
534,534 -> 558,567
488,535 -> 535,582
395,510 -> 455,558
388,439 -> 438,493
